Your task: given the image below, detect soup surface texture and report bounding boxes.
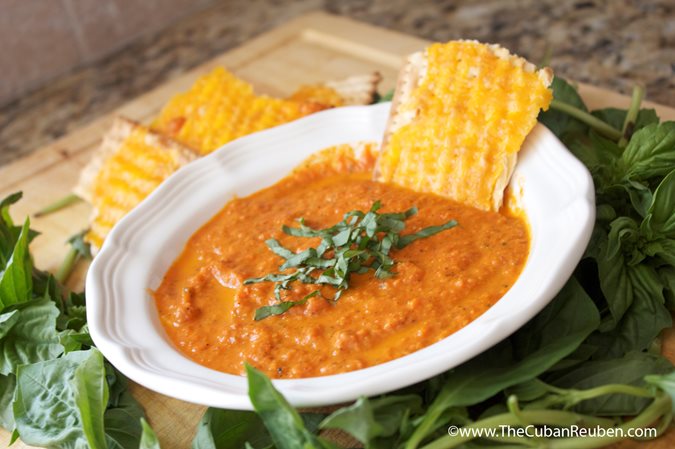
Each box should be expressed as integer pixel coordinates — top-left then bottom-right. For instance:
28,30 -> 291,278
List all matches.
153,144 -> 529,378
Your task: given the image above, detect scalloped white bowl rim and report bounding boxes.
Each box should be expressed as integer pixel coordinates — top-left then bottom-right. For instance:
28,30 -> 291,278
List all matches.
87,102 -> 595,410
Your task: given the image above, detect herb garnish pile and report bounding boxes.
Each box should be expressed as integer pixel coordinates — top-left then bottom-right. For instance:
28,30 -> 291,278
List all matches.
0,74 -> 674,449
245,200 -> 457,320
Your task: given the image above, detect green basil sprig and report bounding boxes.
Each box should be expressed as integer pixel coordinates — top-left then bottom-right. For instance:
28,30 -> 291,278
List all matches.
246,201 -> 457,320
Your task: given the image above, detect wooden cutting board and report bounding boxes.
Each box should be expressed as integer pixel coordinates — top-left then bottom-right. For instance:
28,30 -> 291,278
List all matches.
1,11 -> 673,449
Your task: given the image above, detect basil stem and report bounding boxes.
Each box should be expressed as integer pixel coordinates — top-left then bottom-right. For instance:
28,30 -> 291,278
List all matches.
550,99 -> 623,141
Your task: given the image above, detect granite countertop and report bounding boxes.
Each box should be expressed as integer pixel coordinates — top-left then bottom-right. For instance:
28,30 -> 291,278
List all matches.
1,0 -> 673,166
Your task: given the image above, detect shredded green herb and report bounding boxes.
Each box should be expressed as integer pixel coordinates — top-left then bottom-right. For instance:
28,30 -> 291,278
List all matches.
244,201 -> 457,320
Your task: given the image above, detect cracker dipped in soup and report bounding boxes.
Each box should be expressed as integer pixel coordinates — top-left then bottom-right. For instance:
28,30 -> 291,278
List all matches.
152,40 -> 554,378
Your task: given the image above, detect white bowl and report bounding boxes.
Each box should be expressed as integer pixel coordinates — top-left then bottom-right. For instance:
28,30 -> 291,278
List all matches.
87,103 -> 594,409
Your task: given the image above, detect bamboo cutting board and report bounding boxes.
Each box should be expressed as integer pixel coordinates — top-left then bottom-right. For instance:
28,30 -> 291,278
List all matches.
1,12 -> 674,449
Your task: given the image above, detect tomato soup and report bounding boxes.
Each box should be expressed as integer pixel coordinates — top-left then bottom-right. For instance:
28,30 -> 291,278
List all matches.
153,146 -> 529,378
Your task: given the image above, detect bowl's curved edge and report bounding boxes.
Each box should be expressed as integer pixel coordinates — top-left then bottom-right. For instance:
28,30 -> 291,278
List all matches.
87,104 -> 596,409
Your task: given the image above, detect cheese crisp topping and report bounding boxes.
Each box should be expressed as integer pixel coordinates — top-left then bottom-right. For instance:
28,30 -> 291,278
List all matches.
151,67 -> 328,155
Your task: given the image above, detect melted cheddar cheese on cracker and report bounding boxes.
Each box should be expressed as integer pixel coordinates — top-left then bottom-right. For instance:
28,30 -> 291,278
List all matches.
77,118 -> 197,250
375,40 -> 553,211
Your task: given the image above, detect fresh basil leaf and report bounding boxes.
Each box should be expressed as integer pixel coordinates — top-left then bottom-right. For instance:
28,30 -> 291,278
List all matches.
0,310 -> 19,340
0,193 -> 21,227
0,374 -> 15,430
321,395 -> 421,445
73,349 -> 108,449
633,108 -> 661,131
0,193 -> 24,266
13,349 -> 101,448
322,398 -> 384,444
12,349 -> 142,449
140,418 -> 161,449
0,219 -> 33,311
644,238 -> 675,267
246,364 -> 331,449
661,267 -> 675,310
594,225 -> 634,330
34,273 -> 65,314
505,378 -> 550,402
623,180 -> 653,218
618,122 -> 675,182
547,342 -> 599,372
0,298 -> 63,375
591,108 -> 659,133
606,217 -> 642,264
60,326 -> 93,353
590,264 -> 671,357
550,352 -> 673,416
299,413 -> 326,435
509,278 -> 600,360
104,362 -> 128,408
590,108 -> 629,131
567,133 -> 620,183
61,304 -> 88,331
67,290 -> 86,308
644,168 -> 675,238
104,389 -> 145,449
9,428 -> 19,445
192,408 -> 273,449
538,76 -> 589,141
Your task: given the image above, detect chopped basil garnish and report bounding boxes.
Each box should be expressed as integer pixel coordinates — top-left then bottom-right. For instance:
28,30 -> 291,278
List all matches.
245,201 -> 457,320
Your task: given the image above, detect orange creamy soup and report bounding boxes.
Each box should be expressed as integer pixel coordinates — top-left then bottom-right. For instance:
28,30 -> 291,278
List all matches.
153,146 -> 529,378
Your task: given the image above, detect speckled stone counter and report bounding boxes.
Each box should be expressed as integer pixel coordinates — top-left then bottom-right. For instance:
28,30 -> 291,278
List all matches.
1,0 -> 673,166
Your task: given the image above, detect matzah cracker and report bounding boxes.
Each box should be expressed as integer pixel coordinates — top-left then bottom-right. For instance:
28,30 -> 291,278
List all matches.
82,117 -> 197,250
289,72 -> 383,106
375,41 -> 553,211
